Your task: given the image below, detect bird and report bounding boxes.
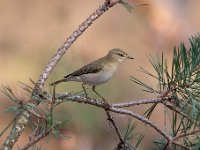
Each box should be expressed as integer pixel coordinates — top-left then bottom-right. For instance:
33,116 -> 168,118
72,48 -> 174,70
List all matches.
50,48 -> 133,101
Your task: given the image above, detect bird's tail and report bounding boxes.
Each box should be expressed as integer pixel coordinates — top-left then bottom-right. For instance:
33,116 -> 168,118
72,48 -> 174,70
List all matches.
49,78 -> 68,86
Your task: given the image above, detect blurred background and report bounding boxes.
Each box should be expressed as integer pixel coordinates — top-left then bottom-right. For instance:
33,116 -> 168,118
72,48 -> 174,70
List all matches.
0,0 -> 200,149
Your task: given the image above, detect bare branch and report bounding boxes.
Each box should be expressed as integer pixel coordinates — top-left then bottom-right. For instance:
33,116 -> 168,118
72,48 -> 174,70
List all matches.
112,98 -> 163,107
62,95 -> 193,150
105,110 -> 125,149
110,107 -> 172,141
0,116 -> 18,137
64,95 -> 172,141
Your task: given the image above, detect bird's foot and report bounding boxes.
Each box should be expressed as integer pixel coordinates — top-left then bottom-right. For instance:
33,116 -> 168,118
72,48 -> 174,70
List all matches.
101,98 -> 110,109
81,84 -> 89,98
83,91 -> 88,98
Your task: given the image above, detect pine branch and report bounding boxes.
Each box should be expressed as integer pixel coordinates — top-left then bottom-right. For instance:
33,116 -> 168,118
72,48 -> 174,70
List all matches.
19,122 -> 62,150
173,129 -> 200,141
59,94 -> 172,141
1,1 -> 199,149
58,94 -> 192,149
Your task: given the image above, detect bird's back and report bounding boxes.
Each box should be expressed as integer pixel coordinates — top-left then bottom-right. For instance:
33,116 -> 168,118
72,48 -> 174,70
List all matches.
64,57 -> 105,79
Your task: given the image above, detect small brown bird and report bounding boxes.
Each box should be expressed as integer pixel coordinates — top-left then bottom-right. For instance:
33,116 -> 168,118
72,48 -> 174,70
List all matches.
50,48 -> 133,99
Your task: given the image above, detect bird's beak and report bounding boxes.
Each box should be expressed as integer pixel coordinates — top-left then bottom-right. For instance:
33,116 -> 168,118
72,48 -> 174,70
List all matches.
127,55 -> 134,59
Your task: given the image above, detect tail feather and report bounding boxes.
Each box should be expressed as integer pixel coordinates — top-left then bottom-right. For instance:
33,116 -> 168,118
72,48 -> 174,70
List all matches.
50,79 -> 68,86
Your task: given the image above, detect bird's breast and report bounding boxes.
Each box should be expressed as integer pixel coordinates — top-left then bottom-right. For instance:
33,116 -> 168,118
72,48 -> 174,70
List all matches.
80,63 -> 118,86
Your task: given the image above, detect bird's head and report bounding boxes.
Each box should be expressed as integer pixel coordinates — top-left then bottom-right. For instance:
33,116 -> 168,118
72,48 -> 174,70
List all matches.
107,48 -> 134,63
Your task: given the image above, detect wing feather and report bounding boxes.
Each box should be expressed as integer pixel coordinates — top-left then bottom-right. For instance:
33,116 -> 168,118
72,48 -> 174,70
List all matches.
64,59 -> 104,78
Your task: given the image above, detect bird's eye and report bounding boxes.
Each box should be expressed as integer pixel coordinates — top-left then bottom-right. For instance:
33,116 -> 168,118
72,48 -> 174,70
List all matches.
117,53 -> 123,57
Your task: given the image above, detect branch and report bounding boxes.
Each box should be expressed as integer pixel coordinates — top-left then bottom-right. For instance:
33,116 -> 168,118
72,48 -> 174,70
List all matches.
173,129 -> 200,141
105,110 -> 126,149
110,107 -> 172,141
58,94 -> 165,108
112,98 -> 163,107
2,1 -> 121,149
166,141 -> 191,150
64,95 -> 172,141
19,122 -> 61,150
62,95 -> 194,150
163,103 -> 195,123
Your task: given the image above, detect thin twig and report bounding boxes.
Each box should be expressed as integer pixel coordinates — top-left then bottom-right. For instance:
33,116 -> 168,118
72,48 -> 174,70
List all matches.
0,116 -> 17,138
112,98 -> 163,108
164,141 -> 190,150
105,110 -> 125,148
173,129 -> 200,141
61,95 -> 169,108
163,103 -> 194,123
171,141 -> 191,150
110,107 -> 172,141
58,94 -> 166,108
19,122 -> 61,150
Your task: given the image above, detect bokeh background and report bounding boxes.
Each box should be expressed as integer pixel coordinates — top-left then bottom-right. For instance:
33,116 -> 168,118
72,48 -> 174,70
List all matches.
0,0 -> 200,149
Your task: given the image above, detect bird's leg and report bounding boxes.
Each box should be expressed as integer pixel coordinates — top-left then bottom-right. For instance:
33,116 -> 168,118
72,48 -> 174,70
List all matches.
92,86 -> 109,107
82,83 -> 88,97
92,86 -> 104,100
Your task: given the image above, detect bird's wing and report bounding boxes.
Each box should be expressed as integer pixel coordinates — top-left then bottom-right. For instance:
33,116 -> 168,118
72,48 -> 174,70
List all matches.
64,60 -> 104,78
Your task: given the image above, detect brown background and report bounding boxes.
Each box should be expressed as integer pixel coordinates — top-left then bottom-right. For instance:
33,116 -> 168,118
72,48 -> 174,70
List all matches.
0,0 -> 200,149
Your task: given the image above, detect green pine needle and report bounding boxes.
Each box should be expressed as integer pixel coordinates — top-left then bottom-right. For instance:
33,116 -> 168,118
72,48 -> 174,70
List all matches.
120,0 -> 134,12
119,0 -> 148,13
